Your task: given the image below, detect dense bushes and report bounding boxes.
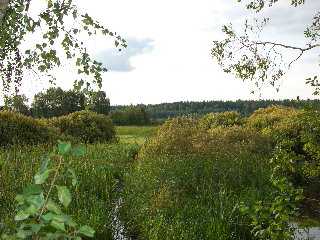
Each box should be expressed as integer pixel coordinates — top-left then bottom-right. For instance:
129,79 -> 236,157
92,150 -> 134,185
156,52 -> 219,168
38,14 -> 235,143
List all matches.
142,111 -> 271,156
0,110 -> 62,146
0,110 -> 117,146
120,105 -> 320,239
49,110 -> 116,144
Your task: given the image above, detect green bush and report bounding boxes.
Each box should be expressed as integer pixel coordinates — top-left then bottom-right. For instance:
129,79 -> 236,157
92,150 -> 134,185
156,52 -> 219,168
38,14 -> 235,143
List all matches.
0,110 -> 62,146
198,111 -> 243,130
142,113 -> 271,156
245,105 -> 301,133
141,117 -> 206,155
50,110 -> 116,144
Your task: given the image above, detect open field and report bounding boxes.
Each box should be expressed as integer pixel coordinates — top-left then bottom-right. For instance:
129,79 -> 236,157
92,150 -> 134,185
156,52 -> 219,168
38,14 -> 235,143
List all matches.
116,126 -> 157,144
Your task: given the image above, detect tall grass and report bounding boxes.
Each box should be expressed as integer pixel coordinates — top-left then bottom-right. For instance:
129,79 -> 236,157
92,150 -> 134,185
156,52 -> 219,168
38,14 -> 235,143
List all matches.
0,143 -> 139,239
120,151 -> 274,239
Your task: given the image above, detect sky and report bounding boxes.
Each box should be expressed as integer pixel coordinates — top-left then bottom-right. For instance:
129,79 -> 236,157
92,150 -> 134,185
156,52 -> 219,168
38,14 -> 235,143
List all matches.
7,0 -> 320,105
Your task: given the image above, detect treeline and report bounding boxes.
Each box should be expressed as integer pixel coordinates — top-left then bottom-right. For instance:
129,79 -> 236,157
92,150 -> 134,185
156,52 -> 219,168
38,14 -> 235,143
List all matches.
109,105 -> 150,125
1,87 -> 111,118
112,99 -> 320,120
3,90 -> 319,126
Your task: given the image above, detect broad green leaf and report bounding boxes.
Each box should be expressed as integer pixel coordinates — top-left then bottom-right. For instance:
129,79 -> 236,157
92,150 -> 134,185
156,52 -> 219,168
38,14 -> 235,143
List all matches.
30,224 -> 41,233
15,194 -> 28,205
38,155 -> 52,174
58,141 -> 71,155
50,220 -> 66,232
41,212 -> 53,222
65,218 -> 77,228
76,225 -> 95,237
52,214 -> 66,223
22,185 -> 42,196
56,186 -> 71,207
34,169 -> 52,184
25,204 -> 38,215
14,210 -> 30,221
46,198 -> 62,214
16,227 -> 32,238
26,194 -> 44,209
44,233 -> 63,239
71,146 -> 85,156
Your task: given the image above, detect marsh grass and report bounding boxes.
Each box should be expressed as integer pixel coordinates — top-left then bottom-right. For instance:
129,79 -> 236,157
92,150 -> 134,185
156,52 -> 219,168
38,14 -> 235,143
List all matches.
120,151 -> 274,239
0,143 -> 138,239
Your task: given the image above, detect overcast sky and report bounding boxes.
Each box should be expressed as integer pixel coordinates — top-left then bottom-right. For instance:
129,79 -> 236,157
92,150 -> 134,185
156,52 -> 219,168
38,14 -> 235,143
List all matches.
13,0 -> 320,105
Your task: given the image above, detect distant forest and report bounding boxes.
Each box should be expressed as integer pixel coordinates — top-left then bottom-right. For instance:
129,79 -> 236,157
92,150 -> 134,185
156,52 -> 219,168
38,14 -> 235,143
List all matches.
111,99 -> 320,120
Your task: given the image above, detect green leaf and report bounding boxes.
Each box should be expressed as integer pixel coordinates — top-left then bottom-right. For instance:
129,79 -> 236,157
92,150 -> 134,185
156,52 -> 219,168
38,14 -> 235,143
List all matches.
34,169 -> 52,184
15,194 -> 28,205
65,218 -> 77,228
72,178 -> 77,187
38,155 -> 52,174
25,194 -> 44,209
50,220 -> 67,232
52,214 -> 66,223
46,198 -> 62,214
56,186 -> 71,208
30,224 -> 41,233
67,166 -> 78,186
71,146 -> 85,156
22,185 -> 42,196
25,204 -> 38,215
14,210 -> 30,221
16,227 -> 32,238
76,225 -> 95,237
58,141 -> 71,155
41,212 -> 53,222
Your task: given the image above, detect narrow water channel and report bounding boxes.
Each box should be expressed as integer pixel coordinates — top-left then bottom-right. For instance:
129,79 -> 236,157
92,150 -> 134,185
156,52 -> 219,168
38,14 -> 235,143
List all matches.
112,198 -> 131,240
292,223 -> 320,240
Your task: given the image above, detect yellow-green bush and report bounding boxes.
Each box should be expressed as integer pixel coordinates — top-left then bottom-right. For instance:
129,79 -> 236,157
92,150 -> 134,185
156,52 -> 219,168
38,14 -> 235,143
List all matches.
198,111 -> 243,130
142,117 -> 203,155
50,110 -> 116,143
0,110 -> 62,146
142,113 -> 271,156
245,105 -> 301,132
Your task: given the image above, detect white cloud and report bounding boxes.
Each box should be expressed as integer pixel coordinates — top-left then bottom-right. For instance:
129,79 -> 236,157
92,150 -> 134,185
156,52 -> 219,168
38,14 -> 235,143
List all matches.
94,37 -> 154,72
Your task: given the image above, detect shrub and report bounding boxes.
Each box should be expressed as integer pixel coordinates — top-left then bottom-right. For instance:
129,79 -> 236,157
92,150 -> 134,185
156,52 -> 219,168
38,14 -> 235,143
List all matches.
245,105 -> 301,133
141,117 -> 206,155
0,110 -> 62,146
50,110 -> 116,144
142,114 -> 271,156
207,125 -> 272,155
198,111 -> 243,130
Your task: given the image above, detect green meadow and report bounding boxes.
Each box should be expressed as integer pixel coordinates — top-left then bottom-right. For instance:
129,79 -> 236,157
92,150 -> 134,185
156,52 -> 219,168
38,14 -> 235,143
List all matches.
116,126 -> 157,144
1,105 -> 320,239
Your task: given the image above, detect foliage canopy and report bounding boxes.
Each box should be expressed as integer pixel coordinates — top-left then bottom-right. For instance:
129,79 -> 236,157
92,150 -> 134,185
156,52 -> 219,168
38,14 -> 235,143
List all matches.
0,0 -> 126,97
211,0 -> 320,94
